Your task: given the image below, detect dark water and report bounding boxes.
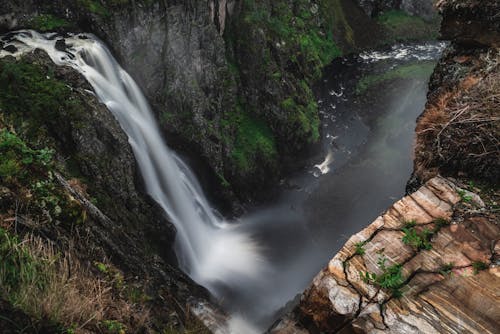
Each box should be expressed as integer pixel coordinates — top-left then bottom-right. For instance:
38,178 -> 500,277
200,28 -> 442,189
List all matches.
215,42 -> 446,332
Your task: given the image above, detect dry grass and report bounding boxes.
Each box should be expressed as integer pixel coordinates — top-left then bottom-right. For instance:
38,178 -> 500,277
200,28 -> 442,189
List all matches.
415,52 -> 500,183
0,230 -> 150,333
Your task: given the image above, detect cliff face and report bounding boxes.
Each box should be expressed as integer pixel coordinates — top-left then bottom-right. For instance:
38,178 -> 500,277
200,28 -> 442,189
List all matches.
0,0 -> 437,201
272,0 -> 499,332
414,0 -> 500,185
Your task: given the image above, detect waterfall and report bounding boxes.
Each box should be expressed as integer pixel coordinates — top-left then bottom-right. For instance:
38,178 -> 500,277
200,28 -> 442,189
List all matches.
7,31 -> 265,292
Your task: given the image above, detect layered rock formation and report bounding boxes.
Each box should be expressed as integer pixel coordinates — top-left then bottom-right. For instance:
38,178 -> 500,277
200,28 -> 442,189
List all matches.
271,0 -> 499,332
272,176 -> 499,333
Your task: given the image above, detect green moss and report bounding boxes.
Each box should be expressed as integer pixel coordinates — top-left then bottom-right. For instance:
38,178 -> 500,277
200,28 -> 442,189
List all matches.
377,10 -> 439,42
78,0 -> 110,17
231,110 -> 277,174
0,59 -> 85,142
356,62 -> 435,94
29,14 -> 70,32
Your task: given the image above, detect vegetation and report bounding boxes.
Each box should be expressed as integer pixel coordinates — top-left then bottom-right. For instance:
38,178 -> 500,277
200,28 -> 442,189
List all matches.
356,62 -> 435,94
0,229 -> 108,329
439,263 -> 454,276
230,108 -> 278,174
472,261 -> 488,274
28,14 -> 70,31
457,189 -> 473,203
0,129 -> 86,224
354,241 -> 366,255
401,223 -> 433,251
361,256 -> 404,297
78,0 -> 110,17
0,58 -> 85,143
377,10 -> 440,43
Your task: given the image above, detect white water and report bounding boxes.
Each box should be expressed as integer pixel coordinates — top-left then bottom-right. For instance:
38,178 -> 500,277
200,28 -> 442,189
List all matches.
6,31 -> 265,304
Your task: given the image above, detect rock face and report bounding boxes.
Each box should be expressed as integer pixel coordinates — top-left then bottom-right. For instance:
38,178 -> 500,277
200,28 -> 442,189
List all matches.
272,176 -> 500,333
414,0 -> 499,185
0,0 -> 423,201
354,0 -> 436,20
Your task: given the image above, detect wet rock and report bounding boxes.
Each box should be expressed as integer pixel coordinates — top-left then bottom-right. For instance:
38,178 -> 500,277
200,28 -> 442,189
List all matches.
3,44 -> 16,53
54,38 -> 66,51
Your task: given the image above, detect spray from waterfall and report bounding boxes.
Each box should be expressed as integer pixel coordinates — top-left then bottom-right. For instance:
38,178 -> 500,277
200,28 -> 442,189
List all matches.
5,30 -> 266,295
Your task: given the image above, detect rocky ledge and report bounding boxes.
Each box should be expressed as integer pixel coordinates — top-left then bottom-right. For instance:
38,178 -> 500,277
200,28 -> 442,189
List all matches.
272,176 -> 499,333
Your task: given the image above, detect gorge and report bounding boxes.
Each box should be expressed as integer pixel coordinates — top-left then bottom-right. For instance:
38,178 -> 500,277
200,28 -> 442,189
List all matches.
0,1 -> 498,334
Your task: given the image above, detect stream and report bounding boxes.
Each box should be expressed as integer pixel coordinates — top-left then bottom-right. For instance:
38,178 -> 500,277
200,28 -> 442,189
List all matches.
1,31 -> 445,333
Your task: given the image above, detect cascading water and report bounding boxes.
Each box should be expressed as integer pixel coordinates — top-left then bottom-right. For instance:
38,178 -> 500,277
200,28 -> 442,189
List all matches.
5,30 -> 265,306
2,29 -> 446,333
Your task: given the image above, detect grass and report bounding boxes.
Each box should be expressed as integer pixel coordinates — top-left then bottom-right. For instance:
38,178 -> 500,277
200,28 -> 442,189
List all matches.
356,62 -> 435,94
0,229 -> 112,328
377,10 -> 439,42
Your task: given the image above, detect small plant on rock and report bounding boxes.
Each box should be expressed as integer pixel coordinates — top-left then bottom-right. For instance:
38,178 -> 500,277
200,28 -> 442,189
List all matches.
402,225 -> 433,251
354,241 -> 367,255
361,256 -> 405,298
439,263 -> 454,276
472,261 -> 488,274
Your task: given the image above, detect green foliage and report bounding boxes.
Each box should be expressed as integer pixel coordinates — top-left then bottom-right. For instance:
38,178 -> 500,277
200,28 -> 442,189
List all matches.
434,217 -> 450,230
356,62 -> 435,94
231,109 -> 277,173
102,320 -> 126,334
78,0 -> 110,16
0,130 -> 85,224
95,262 -> 109,274
472,261 -> 488,274
402,225 -> 433,251
439,263 -> 454,276
457,189 -> 473,203
361,256 -> 404,297
0,130 -> 53,183
376,10 -> 439,42
281,85 -> 320,144
29,14 -> 70,32
354,241 -> 366,255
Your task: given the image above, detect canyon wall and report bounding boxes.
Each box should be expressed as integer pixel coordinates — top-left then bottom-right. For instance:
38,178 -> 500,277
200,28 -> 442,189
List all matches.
272,0 -> 499,332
